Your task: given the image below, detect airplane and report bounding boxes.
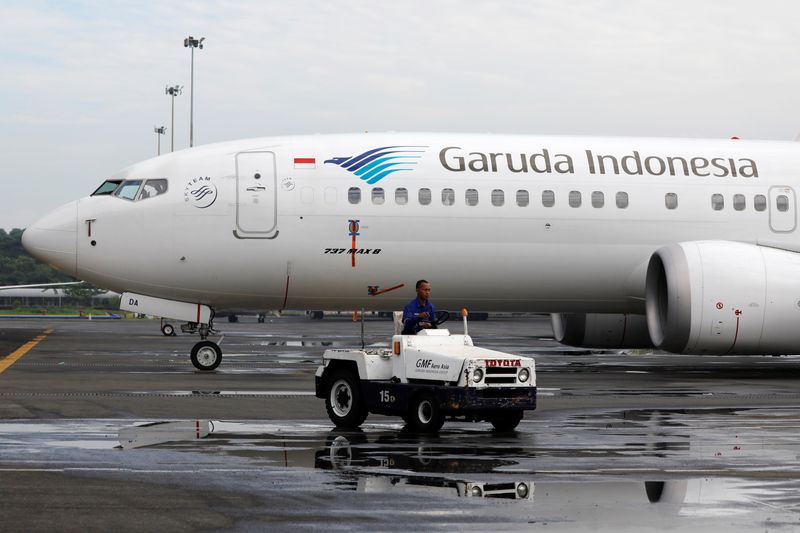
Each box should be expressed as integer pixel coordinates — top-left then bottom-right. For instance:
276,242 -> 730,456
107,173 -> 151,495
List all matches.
21,132 -> 800,370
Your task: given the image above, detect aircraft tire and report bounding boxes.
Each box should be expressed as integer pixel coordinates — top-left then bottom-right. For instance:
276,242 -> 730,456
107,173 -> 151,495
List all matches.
407,393 -> 445,433
325,370 -> 367,428
489,411 -> 523,432
190,340 -> 222,371
161,323 -> 176,336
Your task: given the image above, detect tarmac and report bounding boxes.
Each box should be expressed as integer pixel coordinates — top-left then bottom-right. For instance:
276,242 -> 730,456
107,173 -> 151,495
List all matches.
1,314 -> 799,532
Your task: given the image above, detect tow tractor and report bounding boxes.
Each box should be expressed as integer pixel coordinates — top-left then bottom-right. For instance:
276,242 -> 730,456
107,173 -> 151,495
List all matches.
315,310 -> 536,432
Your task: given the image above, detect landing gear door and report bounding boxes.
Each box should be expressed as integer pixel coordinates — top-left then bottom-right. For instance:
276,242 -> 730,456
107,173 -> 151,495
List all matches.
768,186 -> 796,233
235,151 -> 277,237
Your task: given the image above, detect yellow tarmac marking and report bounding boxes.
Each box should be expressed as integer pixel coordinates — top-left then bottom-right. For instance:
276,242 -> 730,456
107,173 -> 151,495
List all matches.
0,328 -> 52,375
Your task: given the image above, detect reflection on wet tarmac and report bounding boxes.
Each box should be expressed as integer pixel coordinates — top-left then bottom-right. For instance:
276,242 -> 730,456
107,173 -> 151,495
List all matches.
118,420 -> 211,448
3,407 -> 800,530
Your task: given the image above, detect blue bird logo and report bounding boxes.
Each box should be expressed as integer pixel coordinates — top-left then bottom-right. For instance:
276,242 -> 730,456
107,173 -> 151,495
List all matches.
324,146 -> 427,184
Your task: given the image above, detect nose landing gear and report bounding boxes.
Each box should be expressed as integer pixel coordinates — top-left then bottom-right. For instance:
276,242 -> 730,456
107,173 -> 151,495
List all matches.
159,316 -> 222,370
190,339 -> 222,371
121,293 -> 223,371
189,315 -> 222,371
159,319 -> 222,370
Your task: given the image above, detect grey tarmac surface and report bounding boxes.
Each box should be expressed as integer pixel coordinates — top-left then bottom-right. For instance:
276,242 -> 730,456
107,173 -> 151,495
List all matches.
1,314 -> 800,532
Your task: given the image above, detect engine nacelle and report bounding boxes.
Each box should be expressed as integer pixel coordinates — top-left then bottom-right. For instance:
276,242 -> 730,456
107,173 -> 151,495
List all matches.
646,241 -> 800,354
551,313 -> 653,349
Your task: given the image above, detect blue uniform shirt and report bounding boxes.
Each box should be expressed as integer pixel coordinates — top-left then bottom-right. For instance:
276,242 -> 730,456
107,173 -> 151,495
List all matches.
402,297 -> 436,334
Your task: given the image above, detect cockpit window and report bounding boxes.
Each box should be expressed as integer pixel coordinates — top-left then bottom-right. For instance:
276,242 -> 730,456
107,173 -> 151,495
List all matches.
115,180 -> 143,200
137,179 -> 168,200
91,180 -> 123,196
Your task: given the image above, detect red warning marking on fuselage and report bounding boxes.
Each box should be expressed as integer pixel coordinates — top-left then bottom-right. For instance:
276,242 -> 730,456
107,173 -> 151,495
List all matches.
727,315 -> 742,354
348,219 -> 360,268
368,283 -> 405,297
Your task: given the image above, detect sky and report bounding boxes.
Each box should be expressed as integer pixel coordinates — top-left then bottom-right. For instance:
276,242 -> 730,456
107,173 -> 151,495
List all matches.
2,0 -> 800,230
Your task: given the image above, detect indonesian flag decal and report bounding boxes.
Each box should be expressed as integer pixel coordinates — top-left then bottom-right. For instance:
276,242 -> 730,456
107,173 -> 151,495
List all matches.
294,157 -> 316,169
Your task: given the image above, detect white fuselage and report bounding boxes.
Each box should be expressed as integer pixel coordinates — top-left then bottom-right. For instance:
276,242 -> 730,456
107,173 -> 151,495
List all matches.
22,132 -> 800,314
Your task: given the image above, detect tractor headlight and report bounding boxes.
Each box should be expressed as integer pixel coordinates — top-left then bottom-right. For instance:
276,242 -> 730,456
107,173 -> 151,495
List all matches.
471,485 -> 483,497
516,483 -> 530,498
472,368 -> 484,383
518,368 -> 530,383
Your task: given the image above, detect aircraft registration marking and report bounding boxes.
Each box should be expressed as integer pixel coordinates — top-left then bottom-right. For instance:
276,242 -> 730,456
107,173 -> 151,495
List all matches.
0,329 -> 52,376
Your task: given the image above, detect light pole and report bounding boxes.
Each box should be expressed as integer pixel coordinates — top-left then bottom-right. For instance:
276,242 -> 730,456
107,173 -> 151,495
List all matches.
183,35 -> 205,148
154,126 -> 166,155
165,85 -> 183,152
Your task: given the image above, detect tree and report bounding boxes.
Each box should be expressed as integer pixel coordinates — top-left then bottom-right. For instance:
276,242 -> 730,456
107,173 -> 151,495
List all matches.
0,228 -> 75,285
63,285 -> 105,307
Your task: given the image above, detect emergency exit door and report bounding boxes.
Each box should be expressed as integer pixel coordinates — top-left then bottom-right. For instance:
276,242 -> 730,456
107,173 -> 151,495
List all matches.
236,151 -> 277,236
768,186 -> 796,233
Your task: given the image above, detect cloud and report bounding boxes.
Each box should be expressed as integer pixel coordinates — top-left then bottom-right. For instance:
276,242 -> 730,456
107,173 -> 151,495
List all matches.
2,0 -> 800,229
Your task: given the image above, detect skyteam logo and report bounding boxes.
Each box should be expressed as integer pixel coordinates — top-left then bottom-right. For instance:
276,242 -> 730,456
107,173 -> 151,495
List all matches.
324,146 -> 427,184
184,176 -> 217,208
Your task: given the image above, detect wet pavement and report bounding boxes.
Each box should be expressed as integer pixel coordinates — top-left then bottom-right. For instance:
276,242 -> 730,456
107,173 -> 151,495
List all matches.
1,315 -> 800,531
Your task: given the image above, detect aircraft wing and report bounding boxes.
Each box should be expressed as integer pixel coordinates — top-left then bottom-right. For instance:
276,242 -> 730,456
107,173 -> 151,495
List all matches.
0,282 -> 84,290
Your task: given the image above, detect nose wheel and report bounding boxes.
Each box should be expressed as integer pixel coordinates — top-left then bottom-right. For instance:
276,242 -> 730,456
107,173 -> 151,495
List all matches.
191,340 -> 222,371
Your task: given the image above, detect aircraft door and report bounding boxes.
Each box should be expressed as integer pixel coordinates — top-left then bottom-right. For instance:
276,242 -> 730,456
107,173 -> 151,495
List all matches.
235,151 -> 277,237
768,186 -> 796,233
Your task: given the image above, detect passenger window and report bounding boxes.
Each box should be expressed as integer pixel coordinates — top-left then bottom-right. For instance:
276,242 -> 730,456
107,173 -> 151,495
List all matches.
395,188 -> 408,205
616,191 -> 629,209
542,190 -> 555,207
419,188 -> 432,205
115,180 -> 143,201
733,194 -> 746,211
138,179 -> 168,200
516,190 -> 529,207
371,187 -> 385,205
348,187 -> 361,204
324,187 -> 337,204
491,189 -> 504,207
569,190 -> 581,208
665,193 -> 678,210
465,189 -> 479,206
711,194 -> 724,211
777,194 -> 790,212
442,188 -> 455,206
754,194 -> 767,212
591,191 -> 604,208
91,179 -> 122,196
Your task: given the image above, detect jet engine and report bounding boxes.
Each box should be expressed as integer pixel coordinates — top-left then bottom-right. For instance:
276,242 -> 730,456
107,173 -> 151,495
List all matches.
551,313 -> 653,349
645,240 -> 800,354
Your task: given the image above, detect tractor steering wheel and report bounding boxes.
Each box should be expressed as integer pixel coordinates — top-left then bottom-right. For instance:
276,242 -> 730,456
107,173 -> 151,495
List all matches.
432,310 -> 450,327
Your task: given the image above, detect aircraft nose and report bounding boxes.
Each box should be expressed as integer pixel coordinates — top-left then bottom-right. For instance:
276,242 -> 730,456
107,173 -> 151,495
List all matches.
22,201 -> 78,277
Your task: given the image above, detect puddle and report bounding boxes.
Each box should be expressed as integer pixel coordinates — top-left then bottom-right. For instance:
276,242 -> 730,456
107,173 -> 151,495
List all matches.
2,411 -> 800,530
118,420 -> 211,449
